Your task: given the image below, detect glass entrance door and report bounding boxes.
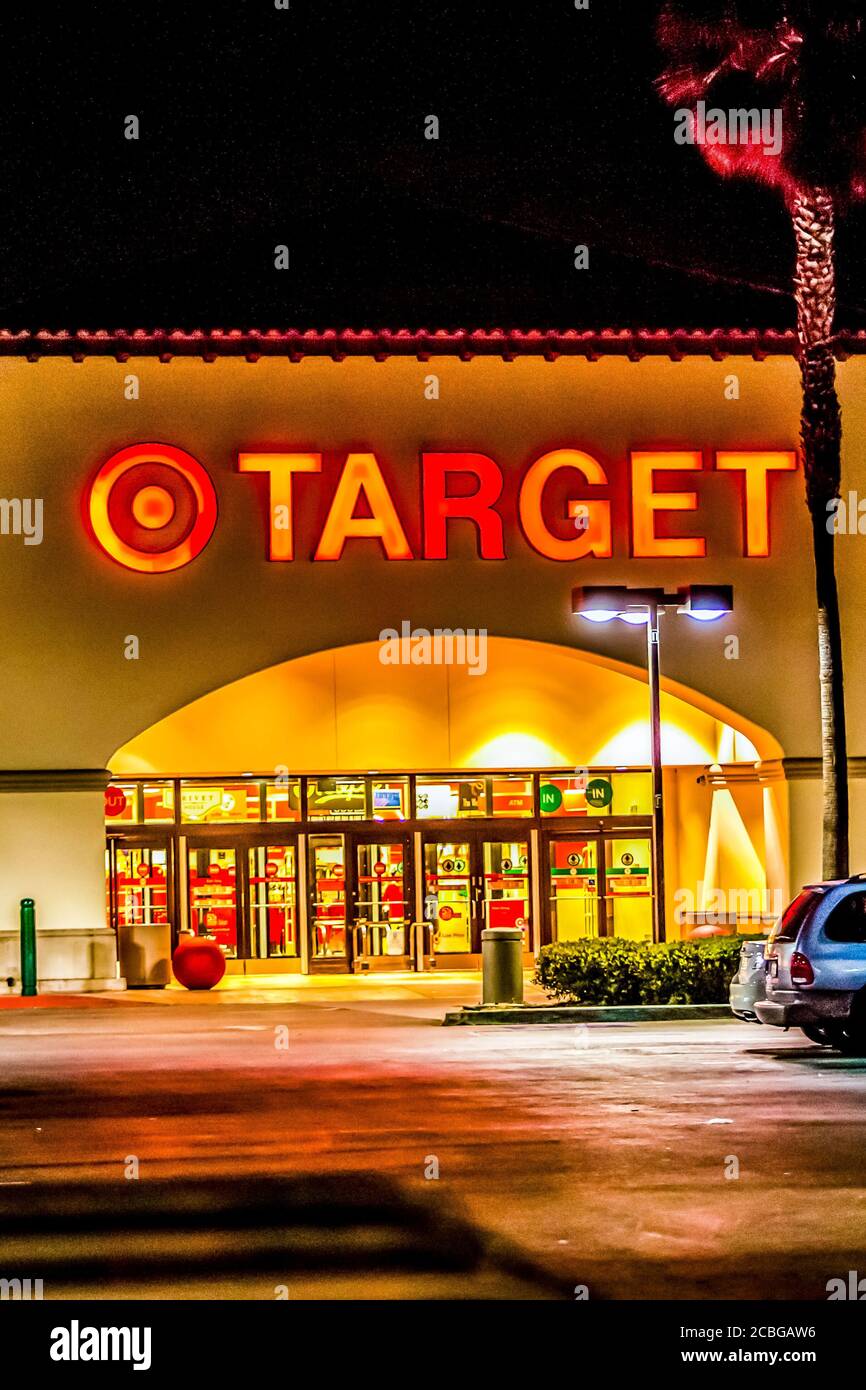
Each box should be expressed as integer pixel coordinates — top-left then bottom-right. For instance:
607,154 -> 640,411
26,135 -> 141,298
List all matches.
353,837 -> 412,967
110,844 -> 170,933
184,838 -> 299,963
187,846 -> 240,956
603,835 -> 653,942
546,835 -> 601,941
423,840 -> 474,955
543,831 -> 653,942
423,833 -> 532,958
107,838 -> 173,986
248,843 -> 298,959
308,834 -> 348,966
481,839 -> 531,938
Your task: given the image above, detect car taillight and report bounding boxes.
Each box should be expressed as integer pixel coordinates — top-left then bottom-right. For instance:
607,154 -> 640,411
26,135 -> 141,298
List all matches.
791,951 -> 814,987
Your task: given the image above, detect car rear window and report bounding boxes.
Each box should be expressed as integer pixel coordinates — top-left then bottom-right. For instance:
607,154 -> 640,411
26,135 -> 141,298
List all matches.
824,892 -> 866,944
769,889 -> 821,944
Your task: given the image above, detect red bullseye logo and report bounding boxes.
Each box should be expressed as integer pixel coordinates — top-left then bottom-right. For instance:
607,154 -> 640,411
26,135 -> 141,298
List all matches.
88,443 -> 218,573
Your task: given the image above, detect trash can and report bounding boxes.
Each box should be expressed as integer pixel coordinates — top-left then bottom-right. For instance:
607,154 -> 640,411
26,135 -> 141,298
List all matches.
481,927 -> 524,1006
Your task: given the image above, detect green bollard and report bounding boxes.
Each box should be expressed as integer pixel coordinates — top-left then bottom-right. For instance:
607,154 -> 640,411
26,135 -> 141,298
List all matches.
481,927 -> 524,1006
20,898 -> 37,997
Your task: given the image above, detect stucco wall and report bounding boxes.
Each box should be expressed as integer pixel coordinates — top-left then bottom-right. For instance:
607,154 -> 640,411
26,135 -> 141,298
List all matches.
0,352 -> 863,769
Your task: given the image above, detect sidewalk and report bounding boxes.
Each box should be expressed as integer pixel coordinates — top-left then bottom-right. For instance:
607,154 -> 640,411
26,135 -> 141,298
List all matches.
114,970 -> 550,1006
0,993 -> 129,1010
1,972 -> 549,1008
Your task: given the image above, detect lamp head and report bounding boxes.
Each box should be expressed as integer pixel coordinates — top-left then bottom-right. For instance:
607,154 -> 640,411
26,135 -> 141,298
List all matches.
678,584 -> 733,622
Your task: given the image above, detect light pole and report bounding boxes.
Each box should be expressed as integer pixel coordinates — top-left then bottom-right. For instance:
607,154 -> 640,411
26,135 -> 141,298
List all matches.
571,584 -> 733,943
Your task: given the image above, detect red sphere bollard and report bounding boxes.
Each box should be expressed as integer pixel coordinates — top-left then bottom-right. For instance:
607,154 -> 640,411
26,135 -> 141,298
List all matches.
172,935 -> 226,990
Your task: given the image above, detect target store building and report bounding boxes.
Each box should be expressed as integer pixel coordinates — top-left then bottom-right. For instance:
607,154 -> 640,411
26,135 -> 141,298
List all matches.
2,327 -> 866,990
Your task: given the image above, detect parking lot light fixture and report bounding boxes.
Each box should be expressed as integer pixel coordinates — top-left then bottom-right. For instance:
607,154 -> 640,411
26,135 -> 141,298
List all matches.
571,583 -> 734,943
677,584 -> 734,623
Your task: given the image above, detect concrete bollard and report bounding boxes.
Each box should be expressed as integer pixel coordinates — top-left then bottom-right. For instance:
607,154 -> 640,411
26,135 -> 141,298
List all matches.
481,927 -> 524,1006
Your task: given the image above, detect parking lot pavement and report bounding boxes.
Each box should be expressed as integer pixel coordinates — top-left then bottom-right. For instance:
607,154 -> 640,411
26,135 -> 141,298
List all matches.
1,998 -> 865,1298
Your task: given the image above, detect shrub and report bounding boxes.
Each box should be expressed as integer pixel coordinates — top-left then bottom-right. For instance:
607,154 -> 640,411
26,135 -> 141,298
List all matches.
535,935 -> 751,1005
535,938 -> 648,1005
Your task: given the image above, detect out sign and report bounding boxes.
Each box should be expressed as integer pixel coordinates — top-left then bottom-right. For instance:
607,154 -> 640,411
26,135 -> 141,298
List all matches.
105,786 -> 127,818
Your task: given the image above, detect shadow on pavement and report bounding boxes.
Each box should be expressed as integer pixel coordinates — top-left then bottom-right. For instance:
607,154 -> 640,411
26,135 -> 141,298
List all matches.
746,1043 -> 866,1067
0,1172 -> 573,1300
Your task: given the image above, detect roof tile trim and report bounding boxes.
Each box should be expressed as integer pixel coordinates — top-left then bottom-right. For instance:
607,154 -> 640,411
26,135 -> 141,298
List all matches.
2,328 -> 866,360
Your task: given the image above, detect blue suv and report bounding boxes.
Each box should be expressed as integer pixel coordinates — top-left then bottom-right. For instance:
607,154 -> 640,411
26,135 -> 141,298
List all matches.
756,878 -> 866,1051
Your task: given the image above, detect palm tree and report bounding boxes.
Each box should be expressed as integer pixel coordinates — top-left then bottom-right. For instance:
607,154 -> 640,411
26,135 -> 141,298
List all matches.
656,1 -> 866,879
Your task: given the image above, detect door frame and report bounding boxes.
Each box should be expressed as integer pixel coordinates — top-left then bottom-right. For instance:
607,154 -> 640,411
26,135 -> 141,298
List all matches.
348,829 -> 416,973
600,828 -> 656,942
106,830 -> 176,987
245,836 -> 302,964
106,830 -> 176,943
541,825 -> 654,945
306,829 -> 351,973
421,824 -> 534,959
541,827 -> 605,946
183,825 -> 301,962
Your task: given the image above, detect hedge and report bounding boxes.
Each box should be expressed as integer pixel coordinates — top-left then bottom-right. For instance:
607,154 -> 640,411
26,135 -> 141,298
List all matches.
535,935 -> 757,1005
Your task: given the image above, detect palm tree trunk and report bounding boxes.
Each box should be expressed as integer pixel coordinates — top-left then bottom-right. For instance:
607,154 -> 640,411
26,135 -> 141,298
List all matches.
792,188 -> 849,879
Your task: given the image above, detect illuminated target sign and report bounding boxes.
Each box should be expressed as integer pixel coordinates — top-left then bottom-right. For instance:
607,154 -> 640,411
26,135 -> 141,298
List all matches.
85,440 -> 797,572
87,443 -> 218,573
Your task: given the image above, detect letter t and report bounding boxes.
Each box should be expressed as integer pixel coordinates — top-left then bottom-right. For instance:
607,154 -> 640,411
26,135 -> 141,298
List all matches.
237,453 -> 322,560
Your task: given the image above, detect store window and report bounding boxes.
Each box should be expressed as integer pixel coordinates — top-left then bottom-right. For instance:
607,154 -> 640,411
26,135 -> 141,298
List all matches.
608,772 -> 653,817
141,782 -> 175,823
371,778 -> 410,821
105,781 -> 174,824
415,777 -> 487,819
307,776 -> 367,821
180,781 -> 262,824
490,776 -> 534,817
264,779 -> 302,822
539,771 -> 651,817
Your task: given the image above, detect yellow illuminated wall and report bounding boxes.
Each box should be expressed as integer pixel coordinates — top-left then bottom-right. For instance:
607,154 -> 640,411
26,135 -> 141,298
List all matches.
667,766 -> 789,936
110,636 -> 774,775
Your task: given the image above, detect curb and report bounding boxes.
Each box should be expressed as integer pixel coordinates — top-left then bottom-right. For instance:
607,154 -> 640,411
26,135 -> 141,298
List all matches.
442,1003 -> 734,1026
0,994 -> 129,1010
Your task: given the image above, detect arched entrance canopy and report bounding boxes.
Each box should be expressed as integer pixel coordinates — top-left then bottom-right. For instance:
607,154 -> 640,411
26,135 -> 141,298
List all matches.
110,637 -> 781,775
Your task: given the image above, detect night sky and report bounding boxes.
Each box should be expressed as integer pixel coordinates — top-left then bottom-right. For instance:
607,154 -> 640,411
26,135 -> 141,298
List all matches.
4,1 -> 865,330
